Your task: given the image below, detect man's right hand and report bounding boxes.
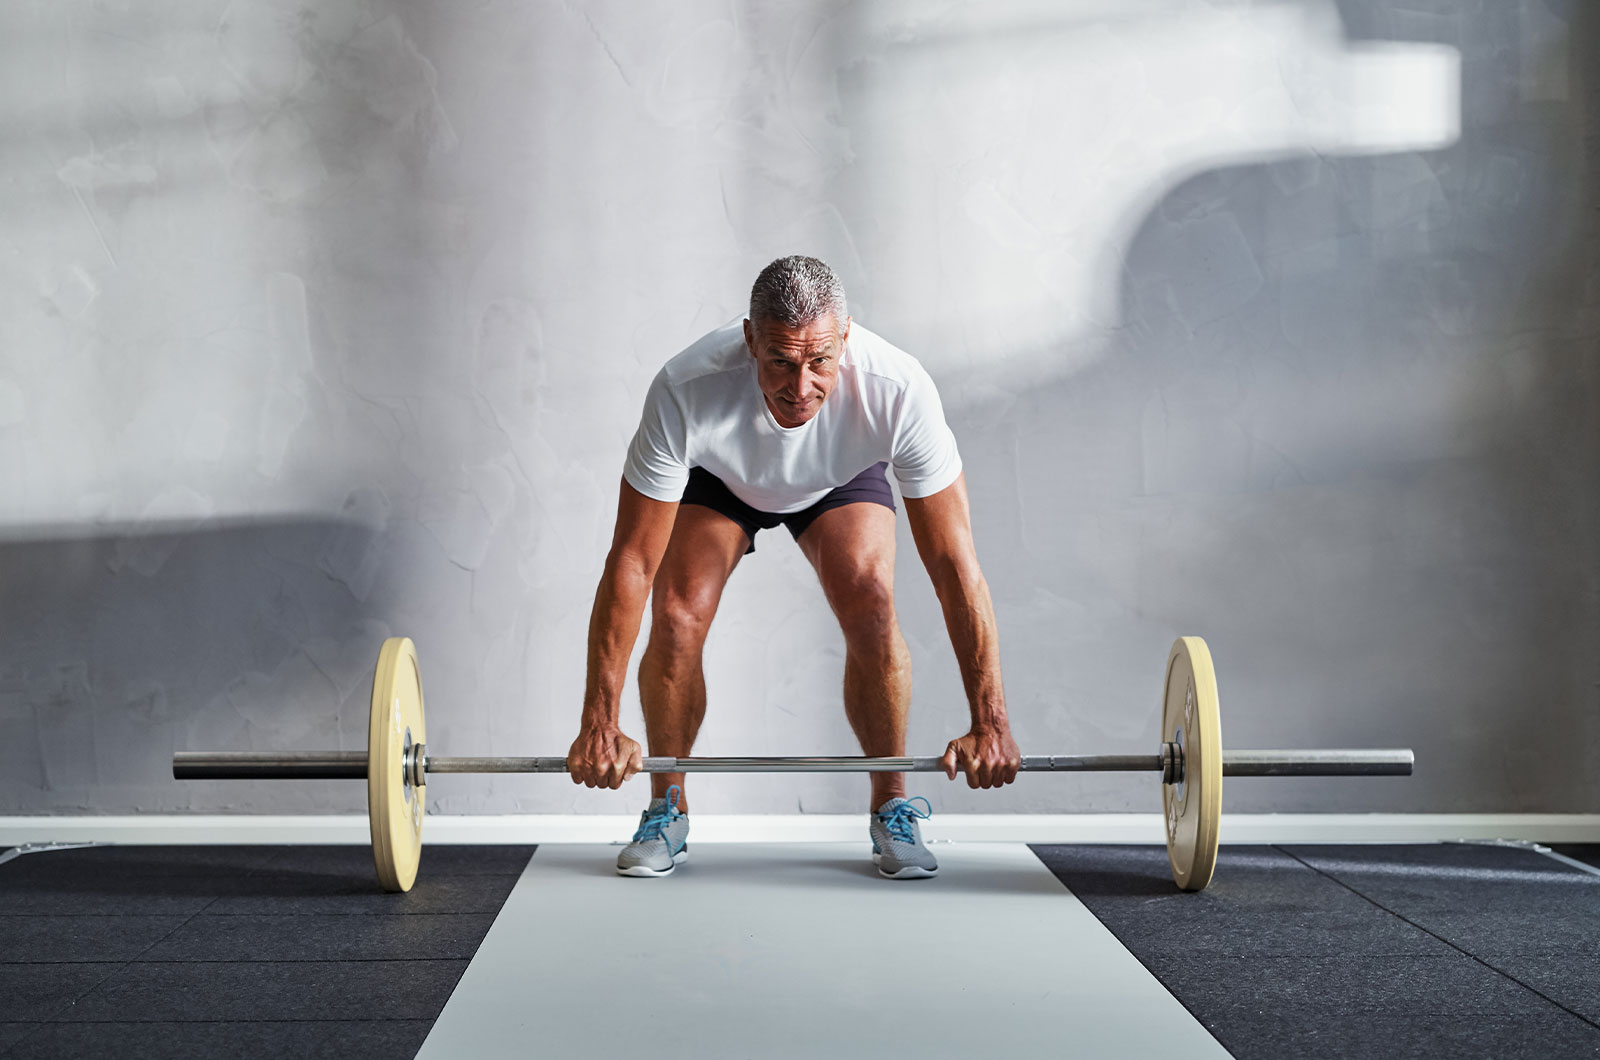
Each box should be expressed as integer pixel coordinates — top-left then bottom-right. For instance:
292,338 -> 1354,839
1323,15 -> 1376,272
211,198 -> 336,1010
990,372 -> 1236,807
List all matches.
567,724 -> 643,789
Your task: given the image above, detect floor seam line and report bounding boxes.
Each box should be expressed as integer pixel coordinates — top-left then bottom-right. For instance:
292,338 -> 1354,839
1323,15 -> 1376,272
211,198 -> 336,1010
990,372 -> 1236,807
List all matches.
1272,844 -> 1600,1033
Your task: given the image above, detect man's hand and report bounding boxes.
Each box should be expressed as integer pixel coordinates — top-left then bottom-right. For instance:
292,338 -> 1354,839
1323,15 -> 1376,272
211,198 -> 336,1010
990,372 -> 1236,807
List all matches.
567,724 -> 643,789
940,724 -> 1021,789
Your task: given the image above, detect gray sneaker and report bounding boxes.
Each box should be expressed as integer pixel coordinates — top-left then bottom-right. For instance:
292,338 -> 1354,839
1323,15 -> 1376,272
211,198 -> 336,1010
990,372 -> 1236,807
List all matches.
870,796 -> 938,879
616,784 -> 690,877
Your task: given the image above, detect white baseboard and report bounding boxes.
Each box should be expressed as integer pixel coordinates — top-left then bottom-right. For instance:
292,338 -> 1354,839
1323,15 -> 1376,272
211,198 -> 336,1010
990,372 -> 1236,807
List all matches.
2,814 -> 1598,846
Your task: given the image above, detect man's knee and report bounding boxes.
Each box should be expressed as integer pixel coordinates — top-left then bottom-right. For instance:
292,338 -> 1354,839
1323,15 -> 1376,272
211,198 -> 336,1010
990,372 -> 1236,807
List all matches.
830,565 -> 900,651
650,586 -> 719,653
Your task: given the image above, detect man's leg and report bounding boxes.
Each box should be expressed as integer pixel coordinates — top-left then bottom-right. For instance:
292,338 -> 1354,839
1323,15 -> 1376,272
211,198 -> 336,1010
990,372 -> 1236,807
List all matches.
796,502 -> 911,812
638,504 -> 750,813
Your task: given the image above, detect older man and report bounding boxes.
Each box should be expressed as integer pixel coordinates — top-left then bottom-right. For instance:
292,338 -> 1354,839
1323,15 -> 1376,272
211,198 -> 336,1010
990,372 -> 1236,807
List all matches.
568,255 -> 1019,879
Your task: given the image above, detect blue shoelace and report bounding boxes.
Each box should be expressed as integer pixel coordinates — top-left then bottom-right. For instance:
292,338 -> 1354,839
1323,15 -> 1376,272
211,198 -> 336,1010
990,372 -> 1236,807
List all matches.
631,784 -> 684,843
876,796 -> 932,844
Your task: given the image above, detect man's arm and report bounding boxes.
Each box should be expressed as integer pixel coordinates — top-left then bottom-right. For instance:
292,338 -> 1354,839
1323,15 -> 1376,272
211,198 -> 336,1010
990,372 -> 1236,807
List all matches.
569,478 -> 679,788
903,472 -> 1021,788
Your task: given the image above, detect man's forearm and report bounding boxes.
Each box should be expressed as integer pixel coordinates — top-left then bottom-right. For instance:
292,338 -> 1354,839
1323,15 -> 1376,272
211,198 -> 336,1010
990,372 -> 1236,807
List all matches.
931,566 -> 1008,727
581,553 -> 654,728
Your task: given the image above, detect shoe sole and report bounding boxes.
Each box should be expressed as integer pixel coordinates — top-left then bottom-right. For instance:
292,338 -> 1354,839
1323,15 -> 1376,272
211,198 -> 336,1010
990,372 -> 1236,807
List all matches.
616,848 -> 689,878
872,851 -> 938,879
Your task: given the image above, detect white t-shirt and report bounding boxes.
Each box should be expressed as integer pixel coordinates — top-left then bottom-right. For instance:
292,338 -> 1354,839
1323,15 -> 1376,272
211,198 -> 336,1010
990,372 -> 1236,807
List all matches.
623,320 -> 962,514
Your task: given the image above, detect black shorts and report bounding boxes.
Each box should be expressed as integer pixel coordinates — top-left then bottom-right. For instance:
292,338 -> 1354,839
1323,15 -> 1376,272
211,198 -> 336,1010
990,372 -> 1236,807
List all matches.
681,463 -> 896,554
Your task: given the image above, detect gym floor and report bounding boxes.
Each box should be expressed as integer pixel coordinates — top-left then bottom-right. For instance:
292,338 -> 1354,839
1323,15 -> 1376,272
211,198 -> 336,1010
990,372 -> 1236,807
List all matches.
1,841 -> 1596,1058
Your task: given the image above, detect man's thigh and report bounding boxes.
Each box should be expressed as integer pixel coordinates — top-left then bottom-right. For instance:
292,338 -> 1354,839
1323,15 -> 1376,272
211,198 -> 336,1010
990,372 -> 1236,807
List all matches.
795,502 -> 898,607
652,502 -> 751,613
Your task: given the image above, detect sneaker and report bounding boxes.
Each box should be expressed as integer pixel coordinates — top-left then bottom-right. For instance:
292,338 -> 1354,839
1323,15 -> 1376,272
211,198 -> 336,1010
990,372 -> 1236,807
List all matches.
616,784 -> 690,877
870,796 -> 938,879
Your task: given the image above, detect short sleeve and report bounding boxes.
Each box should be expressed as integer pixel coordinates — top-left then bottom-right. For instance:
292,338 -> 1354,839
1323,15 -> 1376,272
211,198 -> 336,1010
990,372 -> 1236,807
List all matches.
622,369 -> 691,501
891,365 -> 962,498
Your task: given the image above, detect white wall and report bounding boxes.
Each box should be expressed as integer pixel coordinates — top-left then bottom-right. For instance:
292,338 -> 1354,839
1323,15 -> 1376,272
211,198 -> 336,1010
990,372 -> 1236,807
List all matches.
1,0 -> 1594,817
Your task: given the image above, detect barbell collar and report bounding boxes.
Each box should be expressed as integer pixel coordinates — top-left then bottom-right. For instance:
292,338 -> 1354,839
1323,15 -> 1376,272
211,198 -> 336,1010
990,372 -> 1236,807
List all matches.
173,747 -> 1413,780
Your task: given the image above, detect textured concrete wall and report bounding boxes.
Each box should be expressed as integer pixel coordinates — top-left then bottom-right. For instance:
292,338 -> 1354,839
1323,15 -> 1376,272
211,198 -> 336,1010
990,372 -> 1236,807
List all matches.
1,0 -> 1594,817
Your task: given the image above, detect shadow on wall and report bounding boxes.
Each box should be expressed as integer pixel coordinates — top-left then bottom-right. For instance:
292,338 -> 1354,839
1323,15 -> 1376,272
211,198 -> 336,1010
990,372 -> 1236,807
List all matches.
0,518 -> 400,813
831,0 -> 1461,382
912,0 -> 1598,812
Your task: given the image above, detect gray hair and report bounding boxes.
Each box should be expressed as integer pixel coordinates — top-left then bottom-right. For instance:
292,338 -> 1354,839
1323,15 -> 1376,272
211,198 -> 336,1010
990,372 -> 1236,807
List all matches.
748,255 -> 848,333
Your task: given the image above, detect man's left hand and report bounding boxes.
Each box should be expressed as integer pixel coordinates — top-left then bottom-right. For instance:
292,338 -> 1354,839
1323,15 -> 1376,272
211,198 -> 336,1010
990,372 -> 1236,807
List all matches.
940,725 -> 1021,789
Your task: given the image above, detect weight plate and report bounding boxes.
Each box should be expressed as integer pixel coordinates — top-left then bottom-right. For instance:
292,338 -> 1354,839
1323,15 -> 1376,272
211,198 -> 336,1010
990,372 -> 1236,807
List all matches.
1161,636 -> 1221,891
369,636 -> 426,893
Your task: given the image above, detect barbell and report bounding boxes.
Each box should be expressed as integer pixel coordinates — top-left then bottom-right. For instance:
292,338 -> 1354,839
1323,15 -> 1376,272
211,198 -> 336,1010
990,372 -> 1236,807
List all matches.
172,635 -> 1413,893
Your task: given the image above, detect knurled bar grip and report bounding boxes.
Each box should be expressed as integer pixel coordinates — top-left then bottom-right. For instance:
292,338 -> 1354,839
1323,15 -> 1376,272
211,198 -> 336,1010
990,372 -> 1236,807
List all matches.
172,748 -> 1414,780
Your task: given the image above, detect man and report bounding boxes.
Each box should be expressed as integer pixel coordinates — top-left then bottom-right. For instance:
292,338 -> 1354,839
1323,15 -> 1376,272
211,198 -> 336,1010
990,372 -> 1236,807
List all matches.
568,255 -> 1020,879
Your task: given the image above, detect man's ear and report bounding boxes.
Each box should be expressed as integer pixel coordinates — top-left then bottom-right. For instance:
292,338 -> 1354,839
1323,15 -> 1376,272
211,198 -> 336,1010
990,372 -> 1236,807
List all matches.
743,318 -> 755,357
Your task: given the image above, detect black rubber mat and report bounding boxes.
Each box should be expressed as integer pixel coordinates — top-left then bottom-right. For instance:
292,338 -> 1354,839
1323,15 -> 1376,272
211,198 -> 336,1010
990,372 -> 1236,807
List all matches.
0,844 -> 534,1060
1032,843 -> 1600,1060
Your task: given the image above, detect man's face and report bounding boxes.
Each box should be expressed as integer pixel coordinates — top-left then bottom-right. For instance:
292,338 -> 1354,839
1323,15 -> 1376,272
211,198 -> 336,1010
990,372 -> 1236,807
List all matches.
744,314 -> 849,428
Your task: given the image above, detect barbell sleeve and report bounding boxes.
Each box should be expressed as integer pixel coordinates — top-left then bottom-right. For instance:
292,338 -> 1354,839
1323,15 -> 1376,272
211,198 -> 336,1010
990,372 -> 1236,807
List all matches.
1221,749 -> 1414,776
173,751 -> 368,780
173,748 -> 1413,780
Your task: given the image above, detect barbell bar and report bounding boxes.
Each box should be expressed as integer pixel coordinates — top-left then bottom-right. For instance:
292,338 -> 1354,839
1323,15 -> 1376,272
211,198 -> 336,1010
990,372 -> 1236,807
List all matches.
172,635 -> 1414,894
173,749 -> 1414,780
